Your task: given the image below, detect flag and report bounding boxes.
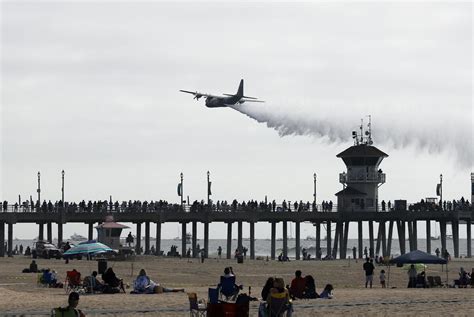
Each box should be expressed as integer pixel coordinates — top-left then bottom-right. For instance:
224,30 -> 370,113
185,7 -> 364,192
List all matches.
436,184 -> 441,196
208,181 -> 212,196
177,183 -> 182,196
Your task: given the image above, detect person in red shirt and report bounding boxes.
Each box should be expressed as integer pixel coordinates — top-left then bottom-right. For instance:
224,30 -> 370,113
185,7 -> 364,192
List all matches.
289,270 -> 306,299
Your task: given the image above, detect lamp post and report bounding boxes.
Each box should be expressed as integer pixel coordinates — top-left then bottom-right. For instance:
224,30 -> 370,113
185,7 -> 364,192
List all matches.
439,174 -> 443,209
37,172 -> 41,210
61,170 -> 65,205
313,173 -> 317,210
180,172 -> 184,208
207,171 -> 210,206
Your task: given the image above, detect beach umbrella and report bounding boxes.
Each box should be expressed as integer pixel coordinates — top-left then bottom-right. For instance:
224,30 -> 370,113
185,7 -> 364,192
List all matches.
63,240 -> 112,256
388,250 -> 448,287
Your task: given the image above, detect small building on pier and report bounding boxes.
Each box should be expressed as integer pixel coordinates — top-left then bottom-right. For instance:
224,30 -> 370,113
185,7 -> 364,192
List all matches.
336,119 -> 387,212
95,215 -> 129,250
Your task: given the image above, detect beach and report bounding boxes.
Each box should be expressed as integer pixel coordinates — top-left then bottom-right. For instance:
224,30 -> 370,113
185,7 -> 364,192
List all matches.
0,256 -> 473,316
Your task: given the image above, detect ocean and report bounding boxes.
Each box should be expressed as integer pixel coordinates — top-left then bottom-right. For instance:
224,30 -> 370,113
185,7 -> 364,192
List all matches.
9,238 -> 473,258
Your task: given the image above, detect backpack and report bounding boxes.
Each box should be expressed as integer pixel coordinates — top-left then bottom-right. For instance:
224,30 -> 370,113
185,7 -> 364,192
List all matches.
51,307 -> 80,317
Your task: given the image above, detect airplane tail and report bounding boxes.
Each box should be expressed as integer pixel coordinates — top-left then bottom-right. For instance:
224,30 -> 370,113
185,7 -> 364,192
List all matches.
236,79 -> 244,98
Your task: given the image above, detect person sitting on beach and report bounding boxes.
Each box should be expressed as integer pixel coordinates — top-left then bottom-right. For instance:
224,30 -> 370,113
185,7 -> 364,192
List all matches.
84,271 -> 104,293
319,284 -> 333,299
51,291 -> 86,317
29,260 -> 38,273
39,268 -> 62,288
133,269 -> 157,294
218,267 -> 242,300
261,277 -> 275,301
133,269 -> 184,294
459,267 -> 469,287
102,267 -> 125,293
303,275 -> 318,299
289,270 -> 306,299
266,277 -> 292,317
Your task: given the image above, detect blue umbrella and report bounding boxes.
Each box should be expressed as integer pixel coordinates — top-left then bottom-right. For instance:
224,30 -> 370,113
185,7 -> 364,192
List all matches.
64,240 -> 112,256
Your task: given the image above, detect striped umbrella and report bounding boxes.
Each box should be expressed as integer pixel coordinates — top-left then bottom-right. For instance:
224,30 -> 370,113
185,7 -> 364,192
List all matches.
63,240 -> 112,256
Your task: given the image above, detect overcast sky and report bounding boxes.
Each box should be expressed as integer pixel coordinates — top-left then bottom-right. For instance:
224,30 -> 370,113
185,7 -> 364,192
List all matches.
1,1 -> 472,240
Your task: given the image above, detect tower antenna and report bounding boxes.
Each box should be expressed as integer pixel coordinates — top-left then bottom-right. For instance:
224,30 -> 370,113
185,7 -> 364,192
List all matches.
366,115 -> 373,145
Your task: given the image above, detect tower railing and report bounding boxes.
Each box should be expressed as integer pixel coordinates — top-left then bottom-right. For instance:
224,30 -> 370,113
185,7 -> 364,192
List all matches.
339,172 -> 386,184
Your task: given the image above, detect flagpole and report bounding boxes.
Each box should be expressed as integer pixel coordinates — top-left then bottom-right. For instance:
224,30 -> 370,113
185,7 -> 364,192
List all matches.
180,172 -> 184,210
207,171 -> 210,206
439,174 -> 443,210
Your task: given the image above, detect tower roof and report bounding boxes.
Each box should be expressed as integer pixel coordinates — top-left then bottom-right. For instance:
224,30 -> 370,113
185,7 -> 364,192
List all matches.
337,144 -> 388,158
335,186 -> 367,196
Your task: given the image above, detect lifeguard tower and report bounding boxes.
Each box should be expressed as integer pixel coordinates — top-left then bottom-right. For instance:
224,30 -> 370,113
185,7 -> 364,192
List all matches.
336,117 -> 388,212
95,215 -> 129,250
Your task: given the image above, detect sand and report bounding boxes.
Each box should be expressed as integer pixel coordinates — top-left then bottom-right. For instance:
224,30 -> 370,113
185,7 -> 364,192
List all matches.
0,255 -> 473,316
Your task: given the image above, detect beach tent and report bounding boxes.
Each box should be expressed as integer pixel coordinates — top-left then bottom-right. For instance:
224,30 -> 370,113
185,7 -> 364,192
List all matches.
388,250 -> 448,287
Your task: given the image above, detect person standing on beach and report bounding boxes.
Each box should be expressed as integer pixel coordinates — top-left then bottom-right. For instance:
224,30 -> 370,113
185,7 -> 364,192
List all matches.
363,247 -> 368,259
217,246 -> 222,259
363,258 -> 375,288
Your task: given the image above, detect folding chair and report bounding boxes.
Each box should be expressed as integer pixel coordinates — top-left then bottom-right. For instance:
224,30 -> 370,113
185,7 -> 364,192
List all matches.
64,270 -> 83,294
188,292 -> 206,317
267,293 -> 291,317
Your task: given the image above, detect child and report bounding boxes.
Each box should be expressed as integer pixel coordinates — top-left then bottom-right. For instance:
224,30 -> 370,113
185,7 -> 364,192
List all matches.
380,269 -> 386,288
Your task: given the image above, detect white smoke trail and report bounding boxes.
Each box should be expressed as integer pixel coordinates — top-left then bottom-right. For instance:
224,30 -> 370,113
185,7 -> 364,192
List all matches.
230,103 -> 473,169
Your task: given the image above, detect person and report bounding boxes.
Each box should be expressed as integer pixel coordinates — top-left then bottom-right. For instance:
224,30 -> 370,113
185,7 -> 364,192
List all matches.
126,232 -> 134,247
352,246 -> 357,260
133,269 -> 157,294
319,284 -> 333,299
289,270 -> 306,299
363,258 -> 375,288
84,271 -> 104,293
435,247 -> 440,257
29,260 -> 38,273
51,291 -> 86,317
261,277 -> 275,300
217,246 -> 222,259
259,277 -> 275,317
200,249 -> 205,263
102,267 -> 125,293
380,269 -> 386,288
218,267 -> 242,299
267,277 -> 292,317
303,275 -> 318,299
407,264 -> 417,288
459,267 -> 469,287
363,247 -> 368,259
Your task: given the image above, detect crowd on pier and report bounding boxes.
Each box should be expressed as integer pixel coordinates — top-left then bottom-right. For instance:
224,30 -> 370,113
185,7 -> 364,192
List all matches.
1,198 -> 334,213
1,196 -> 472,213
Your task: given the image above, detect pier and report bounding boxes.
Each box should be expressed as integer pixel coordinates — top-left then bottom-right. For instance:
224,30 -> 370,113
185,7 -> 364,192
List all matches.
0,206 -> 472,259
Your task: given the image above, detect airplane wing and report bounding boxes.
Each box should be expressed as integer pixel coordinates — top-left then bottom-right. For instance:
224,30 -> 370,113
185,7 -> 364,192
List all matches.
179,90 -> 215,100
240,99 -> 265,103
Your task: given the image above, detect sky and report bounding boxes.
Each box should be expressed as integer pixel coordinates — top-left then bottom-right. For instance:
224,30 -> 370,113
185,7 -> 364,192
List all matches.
1,1 -> 472,240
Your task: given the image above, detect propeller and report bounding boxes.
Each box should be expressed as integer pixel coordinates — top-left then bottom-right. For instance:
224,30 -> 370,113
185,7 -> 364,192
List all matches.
194,92 -> 203,101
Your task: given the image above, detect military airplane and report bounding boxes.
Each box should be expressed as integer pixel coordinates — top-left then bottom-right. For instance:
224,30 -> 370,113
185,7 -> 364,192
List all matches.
179,79 -> 264,108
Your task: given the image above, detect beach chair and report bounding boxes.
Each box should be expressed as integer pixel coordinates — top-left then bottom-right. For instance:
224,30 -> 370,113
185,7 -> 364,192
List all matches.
218,276 -> 239,301
64,270 -> 83,294
427,276 -> 436,288
188,292 -> 206,317
433,276 -> 445,288
267,293 -> 291,317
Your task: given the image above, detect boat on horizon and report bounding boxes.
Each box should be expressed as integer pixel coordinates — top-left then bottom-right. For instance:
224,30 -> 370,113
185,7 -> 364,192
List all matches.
173,232 -> 192,244
70,233 -> 87,241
